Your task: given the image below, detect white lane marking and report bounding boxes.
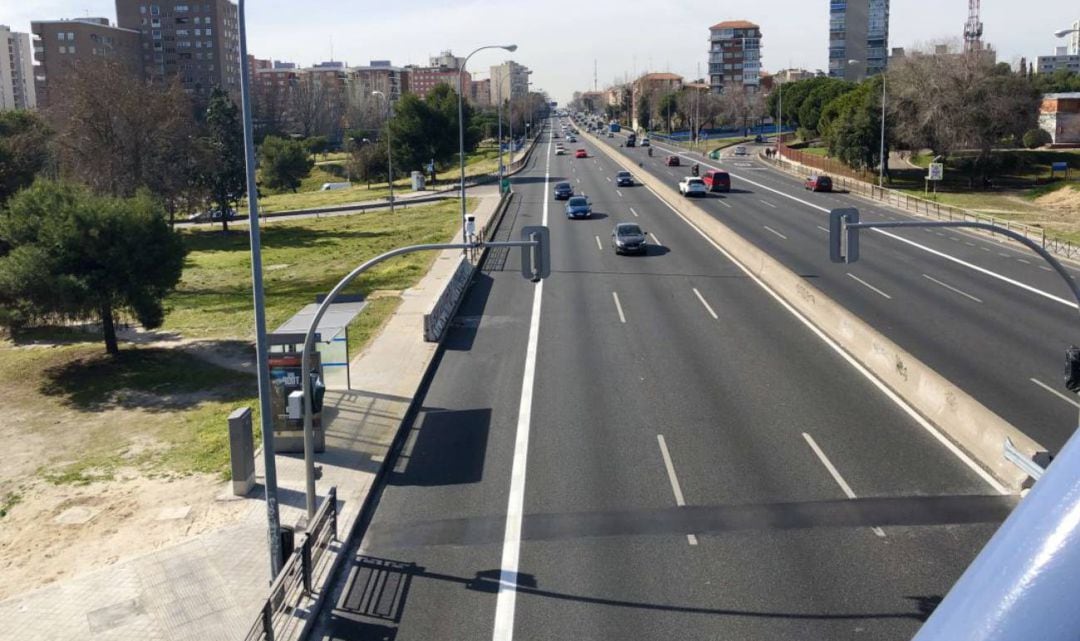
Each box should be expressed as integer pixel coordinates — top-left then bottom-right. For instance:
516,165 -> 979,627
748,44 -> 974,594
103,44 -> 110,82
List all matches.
692,288 -> 719,319
576,178 -> 581,184
965,242 -> 976,247
617,190 -> 624,198
763,225 -> 788,240
816,225 -> 829,233
607,176 -> 612,182
981,247 -> 991,252
922,274 -> 983,304
667,170 -> 676,177
759,199 -> 777,208
492,132 -> 552,641
847,273 -> 893,300
630,207 -> 639,217
649,232 -> 661,246
1040,266 -> 1053,272
718,200 -> 732,209
657,435 -> 698,546
998,252 -> 1010,258
1017,258 -> 1031,265
595,235 -> 603,251
612,291 -> 627,323
639,182 -> 1009,495
802,433 -> 887,538
1030,378 -> 1080,409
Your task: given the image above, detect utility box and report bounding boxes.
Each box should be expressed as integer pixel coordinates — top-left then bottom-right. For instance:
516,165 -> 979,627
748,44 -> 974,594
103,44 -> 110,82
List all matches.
411,170 -> 425,191
227,407 -> 255,496
287,391 -> 304,420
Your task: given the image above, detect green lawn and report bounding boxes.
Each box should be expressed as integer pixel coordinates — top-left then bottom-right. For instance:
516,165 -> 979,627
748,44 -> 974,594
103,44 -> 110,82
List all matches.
801,146 -> 829,157
2,197 -> 476,486
242,147 -> 503,215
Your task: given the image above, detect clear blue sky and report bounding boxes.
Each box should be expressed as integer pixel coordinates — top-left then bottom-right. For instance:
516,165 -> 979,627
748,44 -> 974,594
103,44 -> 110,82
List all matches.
5,0 -> 1077,104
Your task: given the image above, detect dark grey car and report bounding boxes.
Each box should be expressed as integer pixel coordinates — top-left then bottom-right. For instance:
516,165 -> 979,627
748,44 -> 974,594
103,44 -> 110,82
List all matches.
611,222 -> 647,255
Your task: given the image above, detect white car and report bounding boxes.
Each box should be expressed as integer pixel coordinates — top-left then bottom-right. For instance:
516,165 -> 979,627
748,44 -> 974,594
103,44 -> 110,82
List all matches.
555,146 -> 566,155
678,177 -> 708,197
734,145 -> 749,156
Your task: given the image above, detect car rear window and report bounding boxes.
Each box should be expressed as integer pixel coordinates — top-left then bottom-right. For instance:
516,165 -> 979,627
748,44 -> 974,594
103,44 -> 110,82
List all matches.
617,172 -> 630,177
556,183 -> 570,189
687,178 -> 704,185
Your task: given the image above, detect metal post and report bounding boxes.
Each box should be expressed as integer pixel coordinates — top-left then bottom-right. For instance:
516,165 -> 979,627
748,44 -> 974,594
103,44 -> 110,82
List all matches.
237,0 -> 282,579
373,91 -> 394,214
879,73 -> 886,188
496,78 -> 504,183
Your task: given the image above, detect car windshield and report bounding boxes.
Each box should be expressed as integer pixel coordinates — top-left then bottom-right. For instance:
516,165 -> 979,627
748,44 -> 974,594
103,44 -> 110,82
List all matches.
617,172 -> 630,178
568,197 -> 587,206
556,183 -> 570,190
617,225 -> 642,236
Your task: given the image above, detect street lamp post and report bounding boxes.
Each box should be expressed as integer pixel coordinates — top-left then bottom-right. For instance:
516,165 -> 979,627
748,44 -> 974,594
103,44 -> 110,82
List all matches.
459,44 -> 517,249
372,91 -> 394,213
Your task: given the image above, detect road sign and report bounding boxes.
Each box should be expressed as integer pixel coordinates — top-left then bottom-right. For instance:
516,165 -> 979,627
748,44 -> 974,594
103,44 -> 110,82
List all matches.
829,208 -> 860,264
928,163 -> 944,181
520,225 -> 550,281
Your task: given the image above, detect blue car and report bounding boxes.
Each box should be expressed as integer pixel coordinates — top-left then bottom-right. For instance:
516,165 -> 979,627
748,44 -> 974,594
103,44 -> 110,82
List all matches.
564,196 -> 592,219
553,182 -> 573,200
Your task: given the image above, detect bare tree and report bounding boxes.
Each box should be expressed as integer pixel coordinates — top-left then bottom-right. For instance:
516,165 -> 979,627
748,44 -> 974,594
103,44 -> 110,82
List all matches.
889,44 -> 1041,185
46,58 -> 199,204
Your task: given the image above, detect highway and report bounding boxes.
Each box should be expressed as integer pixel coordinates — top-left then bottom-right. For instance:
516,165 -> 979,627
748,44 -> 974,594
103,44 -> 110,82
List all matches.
592,129 -> 1080,454
309,120 -> 1013,641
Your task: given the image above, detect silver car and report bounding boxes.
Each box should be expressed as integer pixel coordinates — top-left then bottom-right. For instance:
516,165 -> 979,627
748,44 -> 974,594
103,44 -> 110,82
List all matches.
611,222 -> 648,255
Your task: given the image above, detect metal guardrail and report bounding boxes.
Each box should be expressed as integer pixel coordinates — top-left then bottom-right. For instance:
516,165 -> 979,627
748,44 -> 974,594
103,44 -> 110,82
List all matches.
767,147 -> 1080,260
244,486 -> 338,641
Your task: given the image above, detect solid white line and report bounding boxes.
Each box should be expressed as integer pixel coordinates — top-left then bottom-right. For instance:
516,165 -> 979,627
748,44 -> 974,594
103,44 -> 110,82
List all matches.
1017,258 -> 1031,265
652,141 -> 1077,312
649,232 -> 661,246
692,288 -> 719,319
802,433 -> 886,538
639,182 -> 1008,495
595,235 -> 603,251
492,130 -> 551,641
630,207 -> 639,217
612,291 -> 627,323
1030,378 -> 1080,409
847,273 -> 893,300
759,199 -> 777,208
923,274 -> 983,303
763,225 -> 787,240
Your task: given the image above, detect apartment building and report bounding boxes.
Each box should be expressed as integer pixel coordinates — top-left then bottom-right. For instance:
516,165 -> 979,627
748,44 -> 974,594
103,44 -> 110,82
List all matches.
0,25 -> 36,110
30,17 -> 141,109
708,20 -> 762,94
1038,46 -> 1080,75
1039,92 -> 1080,145
348,61 -> 409,103
469,78 -> 491,106
490,60 -> 530,102
631,71 -> 683,129
829,0 -> 890,81
407,65 -> 469,100
115,0 -> 241,99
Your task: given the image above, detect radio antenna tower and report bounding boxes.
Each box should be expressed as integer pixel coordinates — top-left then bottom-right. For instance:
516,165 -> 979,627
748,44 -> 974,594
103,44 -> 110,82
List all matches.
963,0 -> 984,52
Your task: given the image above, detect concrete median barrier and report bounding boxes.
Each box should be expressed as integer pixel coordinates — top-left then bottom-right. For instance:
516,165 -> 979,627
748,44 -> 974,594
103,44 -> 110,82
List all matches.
579,127 -> 1044,492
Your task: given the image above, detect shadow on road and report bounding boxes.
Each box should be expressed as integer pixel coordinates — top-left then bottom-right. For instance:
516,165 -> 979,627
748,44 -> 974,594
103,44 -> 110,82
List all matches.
387,407 -> 491,487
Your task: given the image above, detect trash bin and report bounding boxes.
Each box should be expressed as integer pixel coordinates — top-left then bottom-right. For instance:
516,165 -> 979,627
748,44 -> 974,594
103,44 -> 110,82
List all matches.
411,170 -> 426,191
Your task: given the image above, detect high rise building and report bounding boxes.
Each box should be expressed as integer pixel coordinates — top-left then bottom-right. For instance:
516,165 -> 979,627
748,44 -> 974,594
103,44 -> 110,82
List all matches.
115,0 -> 241,99
829,0 -> 890,81
1070,19 -> 1079,56
708,20 -> 762,94
30,17 -> 142,109
0,25 -> 36,110
490,60 -> 530,102
406,65 -> 470,100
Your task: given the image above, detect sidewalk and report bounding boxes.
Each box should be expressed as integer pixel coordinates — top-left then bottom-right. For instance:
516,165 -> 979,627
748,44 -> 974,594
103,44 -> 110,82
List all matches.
0,185 -> 504,641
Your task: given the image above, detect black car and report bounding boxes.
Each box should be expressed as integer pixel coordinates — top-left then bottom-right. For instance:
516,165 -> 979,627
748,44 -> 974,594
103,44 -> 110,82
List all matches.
615,171 -> 634,187
553,182 -> 574,200
611,223 -> 647,255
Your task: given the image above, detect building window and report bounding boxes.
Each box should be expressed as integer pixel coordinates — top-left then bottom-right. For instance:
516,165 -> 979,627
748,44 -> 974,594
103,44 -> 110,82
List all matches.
57,32 -> 65,41
140,5 -> 147,13
68,46 -> 75,54
176,17 -> 188,24
152,30 -> 161,39
150,5 -> 160,15
204,28 -> 211,36
58,45 -> 66,53
193,29 -> 200,36
176,4 -> 189,10
151,18 -> 160,27
204,40 -> 212,48
177,29 -> 188,36
178,40 -> 191,47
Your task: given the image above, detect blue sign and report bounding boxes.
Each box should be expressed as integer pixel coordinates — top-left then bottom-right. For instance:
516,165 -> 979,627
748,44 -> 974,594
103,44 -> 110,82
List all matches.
1053,162 -> 1069,171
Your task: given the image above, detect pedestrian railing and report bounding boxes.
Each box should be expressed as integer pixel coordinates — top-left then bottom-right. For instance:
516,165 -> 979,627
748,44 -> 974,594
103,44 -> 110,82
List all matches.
766,148 -> 1080,260
244,486 -> 338,641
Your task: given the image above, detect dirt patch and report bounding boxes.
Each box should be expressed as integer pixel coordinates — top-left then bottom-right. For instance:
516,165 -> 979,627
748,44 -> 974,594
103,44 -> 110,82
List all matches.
0,471 -> 253,600
1029,187 -> 1080,235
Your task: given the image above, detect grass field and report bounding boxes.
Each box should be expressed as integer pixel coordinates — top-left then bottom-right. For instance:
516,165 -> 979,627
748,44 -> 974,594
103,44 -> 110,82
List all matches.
1,197 -> 474,485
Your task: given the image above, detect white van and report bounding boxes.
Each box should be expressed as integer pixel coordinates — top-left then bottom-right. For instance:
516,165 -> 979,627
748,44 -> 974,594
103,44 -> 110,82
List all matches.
320,182 -> 351,191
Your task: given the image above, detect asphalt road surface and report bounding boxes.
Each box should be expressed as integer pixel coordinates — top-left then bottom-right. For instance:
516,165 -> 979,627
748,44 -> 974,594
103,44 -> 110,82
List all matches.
308,120 -> 1012,641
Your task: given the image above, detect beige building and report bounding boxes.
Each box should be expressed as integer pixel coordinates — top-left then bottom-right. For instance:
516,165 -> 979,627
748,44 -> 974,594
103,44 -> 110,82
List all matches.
115,0 -> 241,100
0,25 -> 36,110
30,17 -> 141,109
490,60 -> 530,102
631,72 -> 683,130
469,77 -> 491,106
708,20 -> 761,93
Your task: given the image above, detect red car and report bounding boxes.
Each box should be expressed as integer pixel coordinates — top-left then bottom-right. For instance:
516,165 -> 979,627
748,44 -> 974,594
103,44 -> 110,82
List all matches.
804,175 -> 833,192
575,149 -> 588,158
665,155 -> 680,167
